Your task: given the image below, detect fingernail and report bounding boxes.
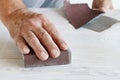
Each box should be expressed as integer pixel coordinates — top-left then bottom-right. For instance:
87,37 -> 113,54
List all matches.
39,52 -> 48,61
61,43 -> 68,50
51,49 -> 60,58
23,48 -> 30,54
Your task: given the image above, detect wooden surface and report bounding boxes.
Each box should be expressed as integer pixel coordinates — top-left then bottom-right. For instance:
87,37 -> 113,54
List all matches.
0,8 -> 120,80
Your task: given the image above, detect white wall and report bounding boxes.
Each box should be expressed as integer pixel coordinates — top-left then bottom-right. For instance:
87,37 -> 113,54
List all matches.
70,0 -> 120,9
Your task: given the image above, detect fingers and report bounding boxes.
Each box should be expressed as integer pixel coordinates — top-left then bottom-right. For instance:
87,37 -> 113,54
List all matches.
92,2 -> 105,12
92,1 -> 97,9
92,6 -> 106,12
23,31 -> 49,61
43,18 -> 68,50
92,0 -> 113,12
98,7 -> 106,12
16,37 -> 30,54
34,27 -> 60,58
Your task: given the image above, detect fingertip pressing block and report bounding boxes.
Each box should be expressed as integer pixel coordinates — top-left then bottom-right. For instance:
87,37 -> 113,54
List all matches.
23,49 -> 71,68
64,1 -> 103,29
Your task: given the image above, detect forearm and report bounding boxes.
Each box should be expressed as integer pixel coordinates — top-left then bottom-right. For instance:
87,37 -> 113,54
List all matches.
0,0 -> 26,24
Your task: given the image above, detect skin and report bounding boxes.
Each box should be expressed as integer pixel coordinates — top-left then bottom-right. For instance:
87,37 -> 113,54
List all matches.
0,0 -> 113,61
92,0 -> 113,12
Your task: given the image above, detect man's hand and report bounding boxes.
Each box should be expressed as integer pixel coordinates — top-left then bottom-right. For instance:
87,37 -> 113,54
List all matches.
92,0 -> 113,12
5,9 -> 68,61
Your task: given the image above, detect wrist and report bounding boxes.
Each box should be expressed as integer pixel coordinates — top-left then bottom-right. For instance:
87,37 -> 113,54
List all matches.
0,0 -> 26,25
1,8 -> 28,30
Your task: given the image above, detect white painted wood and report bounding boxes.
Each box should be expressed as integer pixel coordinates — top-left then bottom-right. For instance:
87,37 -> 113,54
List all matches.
0,8 -> 120,80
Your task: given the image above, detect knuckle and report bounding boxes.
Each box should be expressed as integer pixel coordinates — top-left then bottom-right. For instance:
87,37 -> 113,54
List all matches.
45,22 -> 56,30
21,21 -> 40,34
38,31 -> 48,39
38,14 -> 47,20
24,33 -> 33,43
20,27 -> 28,35
23,16 -> 37,26
48,23 -> 54,27
25,18 -> 35,26
50,29 -> 58,36
28,37 -> 35,45
25,17 -> 42,29
39,14 -> 46,18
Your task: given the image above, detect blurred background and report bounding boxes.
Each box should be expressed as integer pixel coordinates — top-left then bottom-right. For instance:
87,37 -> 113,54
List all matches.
70,0 -> 120,9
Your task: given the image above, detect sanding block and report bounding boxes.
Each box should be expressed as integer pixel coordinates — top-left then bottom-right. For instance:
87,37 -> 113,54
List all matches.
23,49 -> 71,68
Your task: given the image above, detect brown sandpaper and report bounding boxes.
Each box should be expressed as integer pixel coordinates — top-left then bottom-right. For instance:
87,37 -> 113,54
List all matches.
24,49 -> 71,68
64,1 -> 103,29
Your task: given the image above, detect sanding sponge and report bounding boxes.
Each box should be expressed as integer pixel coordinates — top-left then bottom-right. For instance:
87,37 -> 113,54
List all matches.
64,1 -> 103,29
23,49 -> 71,68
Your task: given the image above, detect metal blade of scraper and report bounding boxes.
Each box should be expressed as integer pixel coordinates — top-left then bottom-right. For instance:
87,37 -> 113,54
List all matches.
82,15 -> 119,32
64,0 -> 103,29
23,49 -> 71,68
